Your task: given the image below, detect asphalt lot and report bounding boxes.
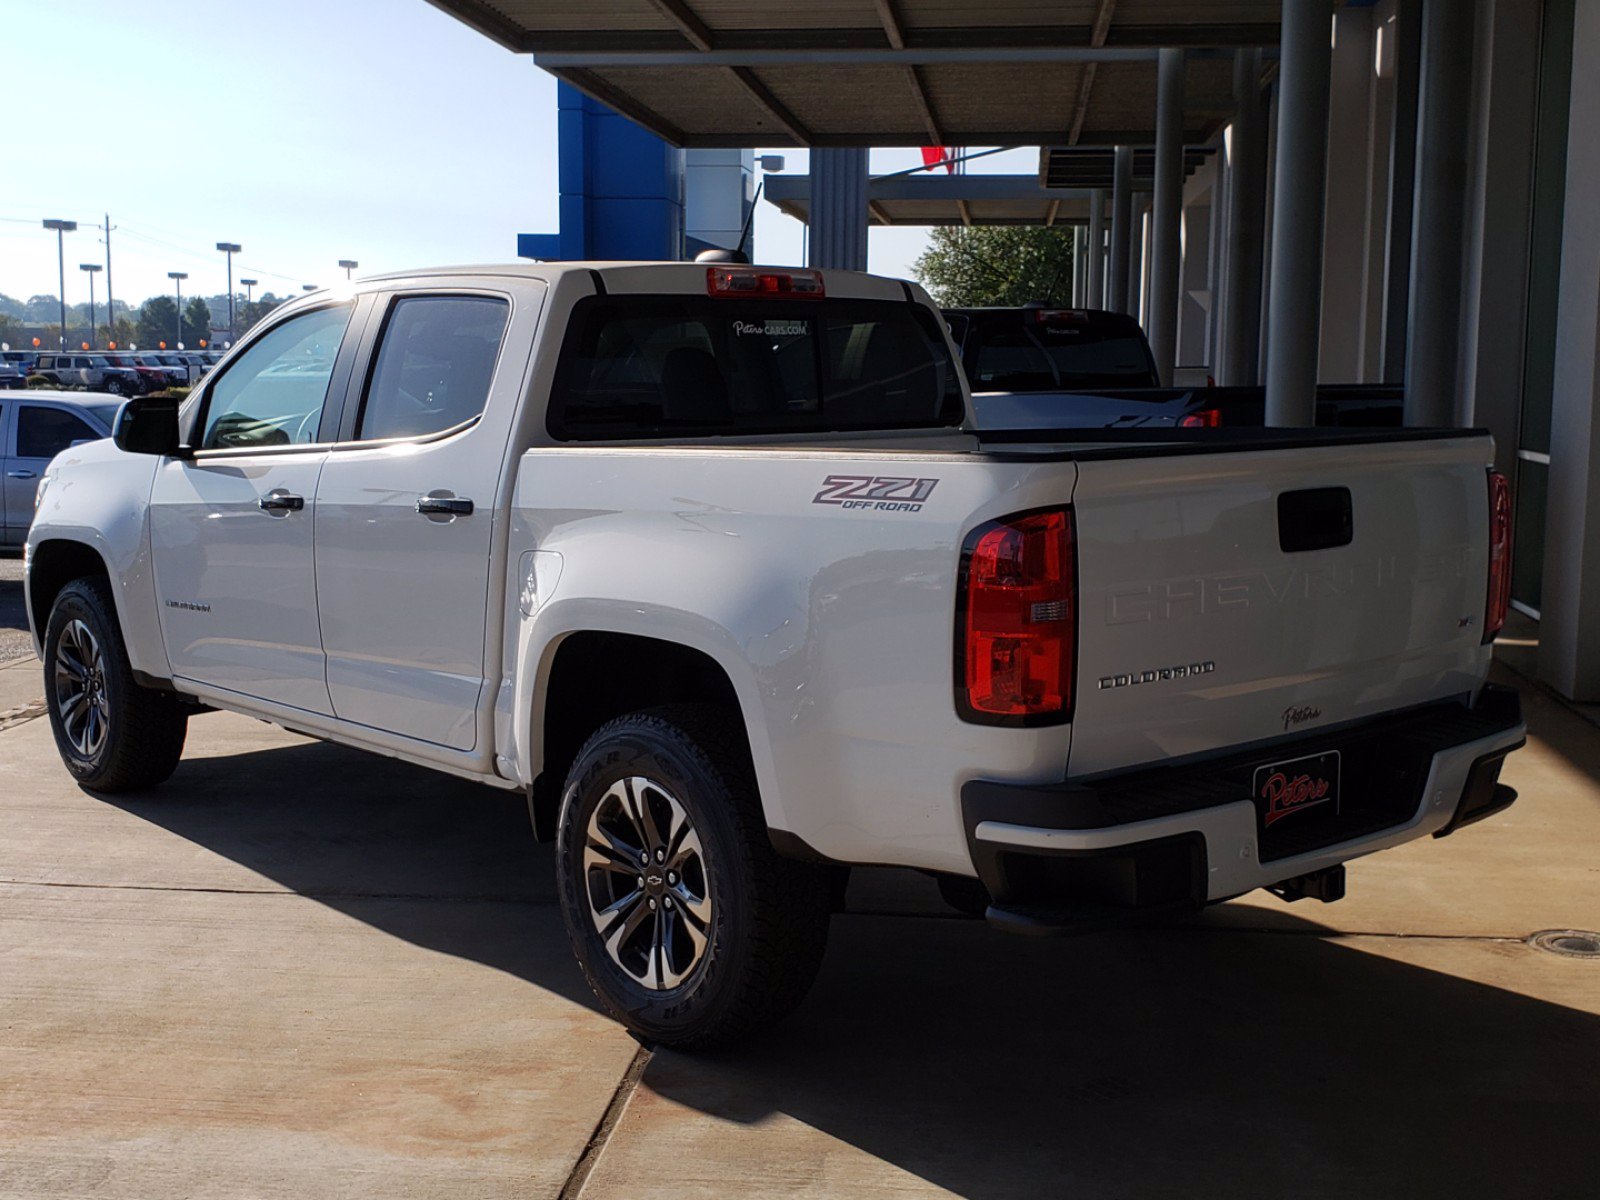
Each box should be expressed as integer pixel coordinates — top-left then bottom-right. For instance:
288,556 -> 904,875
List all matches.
0,554 -> 31,666
1,625 -> 1598,1195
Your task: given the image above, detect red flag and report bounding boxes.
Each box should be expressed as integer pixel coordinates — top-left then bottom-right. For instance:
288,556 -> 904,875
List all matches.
921,146 -> 955,174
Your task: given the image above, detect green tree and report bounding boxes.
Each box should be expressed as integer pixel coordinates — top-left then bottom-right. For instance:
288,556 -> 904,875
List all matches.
138,295 -> 180,349
100,318 -> 136,349
182,296 -> 212,347
912,225 -> 1078,308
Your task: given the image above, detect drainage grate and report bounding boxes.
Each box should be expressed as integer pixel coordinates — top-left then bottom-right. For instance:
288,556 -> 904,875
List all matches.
1527,930 -> 1600,959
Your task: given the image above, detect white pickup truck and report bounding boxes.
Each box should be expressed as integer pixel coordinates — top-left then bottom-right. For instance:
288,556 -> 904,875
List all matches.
25,262 -> 1525,1047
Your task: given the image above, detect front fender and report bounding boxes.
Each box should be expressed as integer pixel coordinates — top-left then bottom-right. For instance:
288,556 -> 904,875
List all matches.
26,441 -> 168,680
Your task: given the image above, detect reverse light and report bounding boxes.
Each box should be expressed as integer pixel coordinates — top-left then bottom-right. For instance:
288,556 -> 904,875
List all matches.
706,266 -> 824,299
1178,407 -> 1222,428
957,508 -> 1076,724
1484,470 -> 1512,643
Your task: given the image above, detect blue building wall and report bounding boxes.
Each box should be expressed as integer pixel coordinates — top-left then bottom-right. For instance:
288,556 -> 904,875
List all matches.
518,82 -> 685,261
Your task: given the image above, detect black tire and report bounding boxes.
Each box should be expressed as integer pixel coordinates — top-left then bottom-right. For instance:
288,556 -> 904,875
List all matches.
43,576 -> 187,792
555,705 -> 831,1048
104,376 -> 130,397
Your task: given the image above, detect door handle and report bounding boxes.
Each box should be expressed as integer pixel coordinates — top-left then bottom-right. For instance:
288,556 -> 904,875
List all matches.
257,490 -> 305,513
6,470 -> 37,479
416,495 -> 474,516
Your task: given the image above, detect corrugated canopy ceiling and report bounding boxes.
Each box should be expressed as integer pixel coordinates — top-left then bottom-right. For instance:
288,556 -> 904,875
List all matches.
425,1 -> 1285,146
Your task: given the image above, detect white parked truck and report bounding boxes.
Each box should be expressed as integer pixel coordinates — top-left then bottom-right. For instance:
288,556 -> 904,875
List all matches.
25,263 -> 1525,1046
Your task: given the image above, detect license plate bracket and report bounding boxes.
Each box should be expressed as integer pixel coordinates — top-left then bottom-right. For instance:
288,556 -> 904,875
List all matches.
1252,750 -> 1342,835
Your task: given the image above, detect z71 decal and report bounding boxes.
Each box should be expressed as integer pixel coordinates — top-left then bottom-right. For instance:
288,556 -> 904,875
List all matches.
812,475 -> 940,513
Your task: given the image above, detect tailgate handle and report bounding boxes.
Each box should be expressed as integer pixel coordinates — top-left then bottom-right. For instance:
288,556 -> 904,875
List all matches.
1278,487 -> 1352,553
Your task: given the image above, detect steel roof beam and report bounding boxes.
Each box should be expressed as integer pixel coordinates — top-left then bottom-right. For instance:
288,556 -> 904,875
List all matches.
512,25 -> 1281,54
644,0 -> 714,52
874,0 -> 908,50
533,46 -> 1162,69
724,67 -> 812,144
1067,0 -> 1118,146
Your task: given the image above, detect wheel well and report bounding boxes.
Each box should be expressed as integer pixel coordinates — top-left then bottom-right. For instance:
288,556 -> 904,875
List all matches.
27,540 -> 112,652
530,632 -> 747,840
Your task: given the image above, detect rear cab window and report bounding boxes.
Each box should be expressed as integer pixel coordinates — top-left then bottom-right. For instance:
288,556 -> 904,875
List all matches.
963,311 -> 1159,392
548,295 -> 965,440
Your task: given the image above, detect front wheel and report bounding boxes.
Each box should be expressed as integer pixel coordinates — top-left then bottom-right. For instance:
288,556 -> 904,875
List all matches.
555,706 -> 831,1048
44,577 -> 188,792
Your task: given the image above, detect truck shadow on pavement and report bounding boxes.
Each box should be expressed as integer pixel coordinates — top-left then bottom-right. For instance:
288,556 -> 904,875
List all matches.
103,725 -> 1600,1200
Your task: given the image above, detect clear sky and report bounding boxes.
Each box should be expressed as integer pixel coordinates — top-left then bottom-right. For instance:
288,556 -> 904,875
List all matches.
3,0 -> 1033,309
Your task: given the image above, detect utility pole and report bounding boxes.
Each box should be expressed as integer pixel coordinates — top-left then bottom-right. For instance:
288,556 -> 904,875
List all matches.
216,242 -> 241,342
79,264 -> 102,349
43,219 -> 77,348
168,271 -> 188,348
103,214 -> 116,340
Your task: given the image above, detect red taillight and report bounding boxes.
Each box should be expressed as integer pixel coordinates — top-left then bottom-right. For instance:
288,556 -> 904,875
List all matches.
706,266 -> 824,299
957,508 -> 1076,724
1484,470 -> 1512,642
1178,407 -> 1222,428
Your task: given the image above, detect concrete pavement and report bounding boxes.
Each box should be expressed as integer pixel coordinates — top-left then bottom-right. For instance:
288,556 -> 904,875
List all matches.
1,665 -> 1597,1198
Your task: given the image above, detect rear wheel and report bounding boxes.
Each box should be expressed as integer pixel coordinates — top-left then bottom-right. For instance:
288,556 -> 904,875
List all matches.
555,705 -> 831,1048
44,577 -> 187,792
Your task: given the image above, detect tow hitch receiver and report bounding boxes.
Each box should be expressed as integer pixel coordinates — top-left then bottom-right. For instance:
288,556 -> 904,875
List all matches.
1269,864 -> 1346,904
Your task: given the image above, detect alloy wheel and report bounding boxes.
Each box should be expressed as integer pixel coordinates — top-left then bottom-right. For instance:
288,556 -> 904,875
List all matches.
583,775 -> 712,990
54,618 -> 110,759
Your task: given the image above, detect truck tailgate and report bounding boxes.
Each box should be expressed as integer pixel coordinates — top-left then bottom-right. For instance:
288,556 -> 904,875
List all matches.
1067,435 -> 1494,777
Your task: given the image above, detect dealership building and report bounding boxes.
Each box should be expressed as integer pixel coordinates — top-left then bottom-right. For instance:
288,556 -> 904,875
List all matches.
430,0 -> 1600,705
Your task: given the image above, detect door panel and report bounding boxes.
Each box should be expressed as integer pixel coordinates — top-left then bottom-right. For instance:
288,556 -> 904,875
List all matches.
7,404 -> 100,543
148,301 -> 359,714
314,288 -> 532,749
150,455 -> 331,712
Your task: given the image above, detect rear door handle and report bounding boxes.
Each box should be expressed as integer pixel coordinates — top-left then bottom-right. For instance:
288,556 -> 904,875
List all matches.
257,490 -> 305,513
6,470 -> 37,479
416,496 -> 474,516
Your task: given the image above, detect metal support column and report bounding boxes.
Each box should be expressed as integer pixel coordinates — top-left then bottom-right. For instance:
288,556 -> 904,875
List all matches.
1264,0 -> 1334,426
1147,47 -> 1185,386
1222,47 -> 1267,386
1382,0 -> 1423,384
1087,188 -> 1107,307
1071,225 -> 1087,305
809,147 -> 870,271
1403,0 -> 1476,425
1108,146 -> 1134,314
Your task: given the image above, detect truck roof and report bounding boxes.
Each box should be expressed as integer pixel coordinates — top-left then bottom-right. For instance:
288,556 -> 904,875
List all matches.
346,261 -> 920,302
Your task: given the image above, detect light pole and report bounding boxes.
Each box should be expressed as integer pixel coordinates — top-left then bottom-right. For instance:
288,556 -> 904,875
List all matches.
338,259 -> 358,280
240,278 -> 257,305
43,219 -> 77,348
79,264 -> 102,349
168,271 -> 188,348
302,284 -> 318,293
216,242 -> 241,341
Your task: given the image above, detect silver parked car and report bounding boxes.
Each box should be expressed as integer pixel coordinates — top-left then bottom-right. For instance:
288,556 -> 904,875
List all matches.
1,389 -> 119,546
32,353 -> 141,397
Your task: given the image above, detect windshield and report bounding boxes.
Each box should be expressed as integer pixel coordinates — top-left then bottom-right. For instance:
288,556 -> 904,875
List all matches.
86,403 -> 122,427
550,295 -> 965,439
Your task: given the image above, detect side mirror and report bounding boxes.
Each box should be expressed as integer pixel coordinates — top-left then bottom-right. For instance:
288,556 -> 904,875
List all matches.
113,394 -> 187,458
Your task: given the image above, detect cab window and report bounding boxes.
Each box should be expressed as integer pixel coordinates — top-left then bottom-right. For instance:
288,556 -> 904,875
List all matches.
355,296 -> 508,441
199,305 -> 352,450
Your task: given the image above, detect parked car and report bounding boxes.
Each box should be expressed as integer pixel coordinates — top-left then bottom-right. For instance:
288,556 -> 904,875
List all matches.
24,263 -> 1524,1048
130,354 -> 188,388
949,305 -> 1405,429
0,362 -> 25,390
32,353 -> 141,397
100,354 -> 170,394
0,389 -> 118,546
1,350 -> 39,375
141,353 -> 201,385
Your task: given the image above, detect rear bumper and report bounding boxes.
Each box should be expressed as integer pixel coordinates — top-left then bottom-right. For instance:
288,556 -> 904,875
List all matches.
962,685 -> 1525,934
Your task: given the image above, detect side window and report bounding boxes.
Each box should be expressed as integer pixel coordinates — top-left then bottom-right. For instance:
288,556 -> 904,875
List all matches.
17,406 -> 98,460
199,305 -> 352,450
356,296 -> 509,441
